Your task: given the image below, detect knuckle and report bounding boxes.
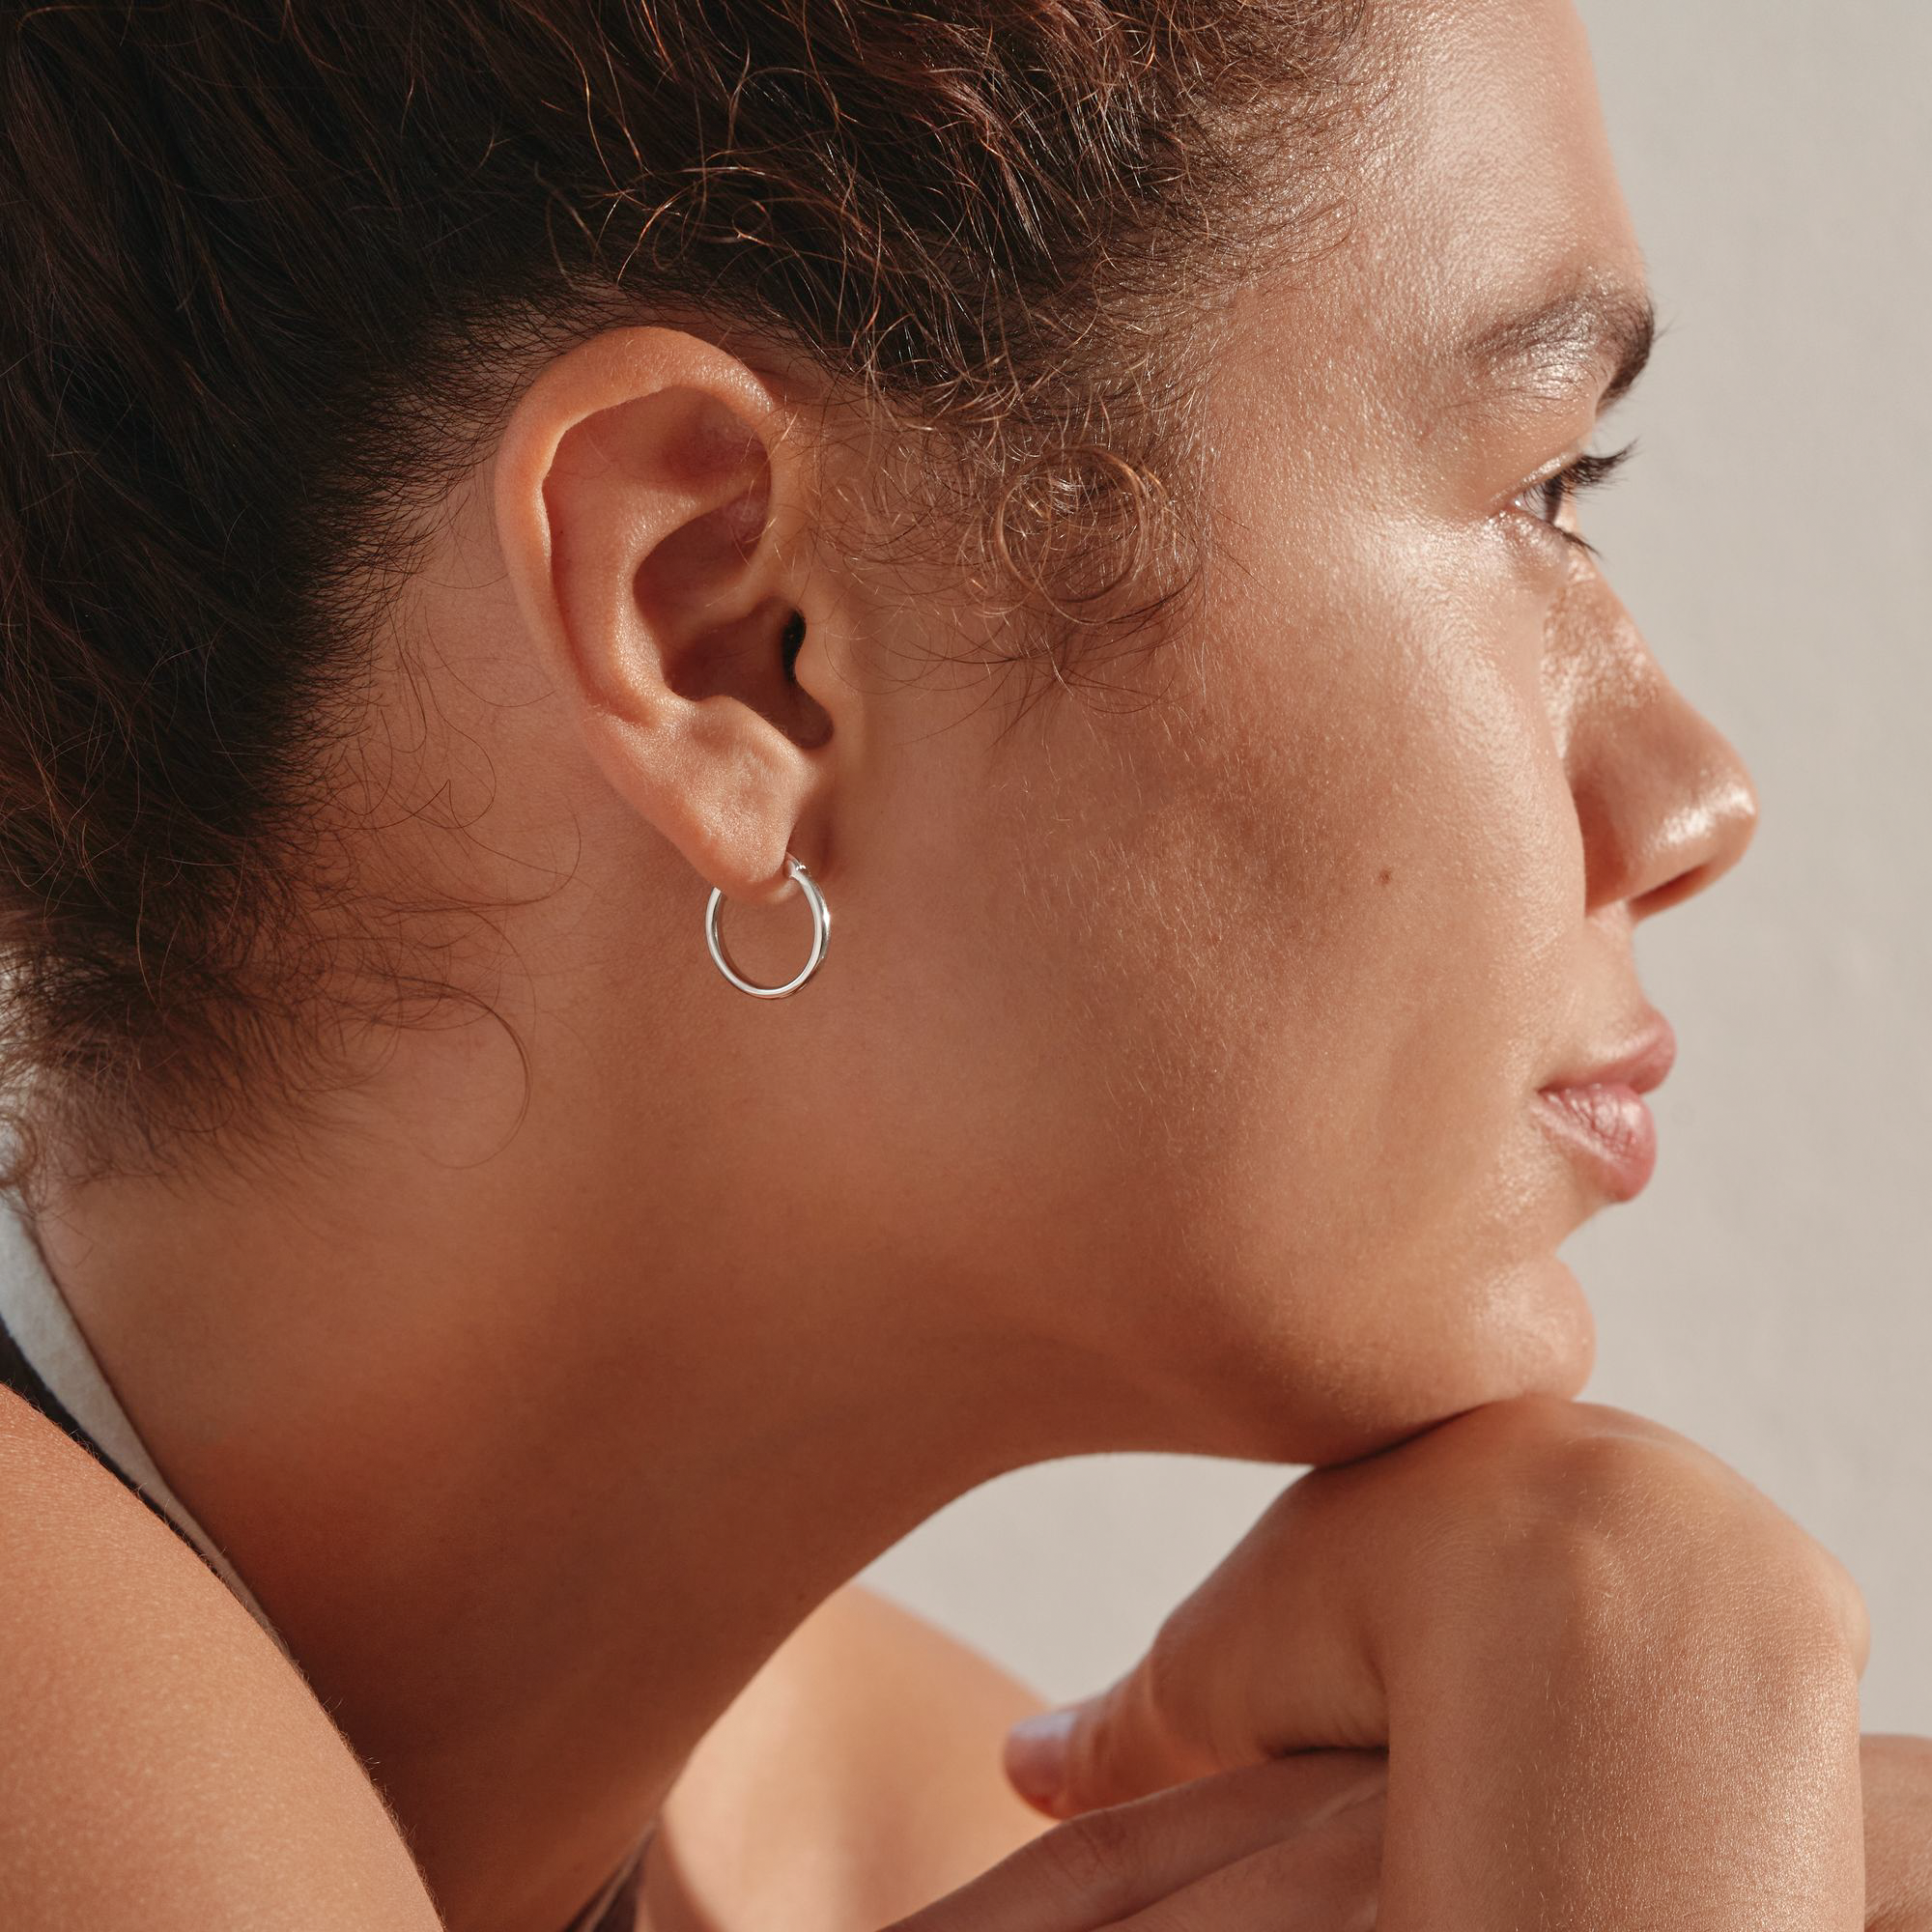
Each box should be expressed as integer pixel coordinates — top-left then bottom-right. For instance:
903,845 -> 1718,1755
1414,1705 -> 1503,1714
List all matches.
1058,1693 -> 1138,1812
1137,1605 -> 1211,1757
1031,1804 -> 1141,1907
1518,1424 -> 1759,1564
1058,1631 -> 1226,1813
1489,1429 -> 1868,1677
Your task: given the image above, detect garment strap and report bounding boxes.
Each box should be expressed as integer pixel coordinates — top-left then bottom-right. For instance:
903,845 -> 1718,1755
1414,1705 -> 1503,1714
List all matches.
0,1190 -> 658,1931
0,1193 -> 298,1666
564,1824 -> 655,1932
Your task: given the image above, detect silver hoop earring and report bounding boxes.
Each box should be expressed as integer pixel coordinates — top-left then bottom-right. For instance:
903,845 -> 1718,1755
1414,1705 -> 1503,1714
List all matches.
705,854 -> 831,999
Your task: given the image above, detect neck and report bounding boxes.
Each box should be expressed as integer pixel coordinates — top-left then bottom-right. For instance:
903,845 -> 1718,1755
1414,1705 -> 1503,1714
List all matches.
28,1062 -> 1097,1932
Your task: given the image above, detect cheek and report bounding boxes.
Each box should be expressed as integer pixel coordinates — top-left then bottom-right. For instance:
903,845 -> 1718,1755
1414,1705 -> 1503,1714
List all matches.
825,514 -> 1594,1450
975,521 -> 1594,1430
1001,536 -> 1584,1230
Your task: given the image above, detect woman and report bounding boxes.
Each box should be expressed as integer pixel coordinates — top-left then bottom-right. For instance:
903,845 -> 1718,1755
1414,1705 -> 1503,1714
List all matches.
0,1 -> 1926,1927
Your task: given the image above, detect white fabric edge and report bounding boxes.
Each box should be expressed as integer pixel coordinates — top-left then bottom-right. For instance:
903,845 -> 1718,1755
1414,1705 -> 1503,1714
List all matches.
0,1192 -> 298,1666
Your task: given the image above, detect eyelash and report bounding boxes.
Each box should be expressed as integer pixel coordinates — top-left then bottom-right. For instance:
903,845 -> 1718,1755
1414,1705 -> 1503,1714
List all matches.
1511,440 -> 1637,556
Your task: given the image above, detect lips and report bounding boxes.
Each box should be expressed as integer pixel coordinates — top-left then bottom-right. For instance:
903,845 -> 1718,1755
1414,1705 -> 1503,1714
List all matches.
1535,1011 -> 1676,1202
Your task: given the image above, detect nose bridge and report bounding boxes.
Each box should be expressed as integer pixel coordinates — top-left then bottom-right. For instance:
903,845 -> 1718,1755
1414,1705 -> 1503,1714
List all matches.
1552,572 -> 1760,922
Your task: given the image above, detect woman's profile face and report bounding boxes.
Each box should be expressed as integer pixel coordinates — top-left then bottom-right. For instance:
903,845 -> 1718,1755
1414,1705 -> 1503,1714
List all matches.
418,0 -> 1759,1478
754,0 -> 1757,1466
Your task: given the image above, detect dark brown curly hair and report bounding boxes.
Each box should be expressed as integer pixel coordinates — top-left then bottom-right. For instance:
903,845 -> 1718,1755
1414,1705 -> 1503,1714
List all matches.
0,0 -> 1367,1207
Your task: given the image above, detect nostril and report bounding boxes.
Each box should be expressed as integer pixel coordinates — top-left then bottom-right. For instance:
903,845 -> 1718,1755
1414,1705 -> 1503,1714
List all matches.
1628,773 -> 1759,921
1631,861 -> 1719,920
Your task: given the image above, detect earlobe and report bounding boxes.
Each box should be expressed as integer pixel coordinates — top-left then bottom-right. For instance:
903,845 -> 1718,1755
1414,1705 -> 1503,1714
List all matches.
492,326 -> 830,905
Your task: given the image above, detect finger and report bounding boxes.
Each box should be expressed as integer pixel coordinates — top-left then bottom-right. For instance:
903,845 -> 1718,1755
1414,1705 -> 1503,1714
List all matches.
1107,1793 -> 1382,1932
882,1751 -> 1386,1932
1860,1734 -> 1932,1929
1009,1478 -> 1389,1818
1006,1671 -> 1224,1822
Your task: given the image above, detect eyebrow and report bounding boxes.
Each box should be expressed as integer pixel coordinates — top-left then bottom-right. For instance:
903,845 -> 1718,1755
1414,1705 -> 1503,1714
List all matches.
1459,283 -> 1658,412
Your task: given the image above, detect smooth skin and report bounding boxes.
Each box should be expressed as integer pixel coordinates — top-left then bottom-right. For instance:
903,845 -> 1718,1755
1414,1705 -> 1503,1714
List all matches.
5,0 -> 1928,1926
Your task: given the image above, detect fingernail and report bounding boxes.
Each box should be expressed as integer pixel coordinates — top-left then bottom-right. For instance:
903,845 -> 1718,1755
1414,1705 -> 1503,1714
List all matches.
1004,1707 -> 1076,1806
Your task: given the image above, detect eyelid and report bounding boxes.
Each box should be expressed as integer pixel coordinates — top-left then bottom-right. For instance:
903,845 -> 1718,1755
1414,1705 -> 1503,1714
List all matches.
1503,439 -> 1638,556
1511,440 -> 1634,503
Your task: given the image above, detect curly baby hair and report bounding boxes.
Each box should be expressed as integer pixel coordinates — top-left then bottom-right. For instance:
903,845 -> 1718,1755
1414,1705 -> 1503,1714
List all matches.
0,0 -> 1367,1206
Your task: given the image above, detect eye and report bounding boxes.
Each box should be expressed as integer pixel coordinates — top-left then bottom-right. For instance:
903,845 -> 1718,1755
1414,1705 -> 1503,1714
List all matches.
1508,440 -> 1637,555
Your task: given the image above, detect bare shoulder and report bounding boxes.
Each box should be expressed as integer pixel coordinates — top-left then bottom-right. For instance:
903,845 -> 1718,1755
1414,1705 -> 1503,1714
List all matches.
0,1389 -> 440,1929
651,1582 -> 1057,1931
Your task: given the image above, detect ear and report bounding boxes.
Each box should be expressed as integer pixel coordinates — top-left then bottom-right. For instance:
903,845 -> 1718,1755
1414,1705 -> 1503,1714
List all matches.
493,326 -> 839,905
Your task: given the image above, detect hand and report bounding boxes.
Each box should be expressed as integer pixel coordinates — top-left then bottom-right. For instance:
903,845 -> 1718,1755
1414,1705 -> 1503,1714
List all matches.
889,1730 -> 1926,1932
886,1729 -> 1924,1932
1003,1396 -> 1869,1930
882,1750 -> 1386,1931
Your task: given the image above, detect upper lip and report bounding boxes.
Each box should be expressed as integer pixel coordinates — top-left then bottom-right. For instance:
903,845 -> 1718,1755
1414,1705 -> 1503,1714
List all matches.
1540,1009 -> 1677,1095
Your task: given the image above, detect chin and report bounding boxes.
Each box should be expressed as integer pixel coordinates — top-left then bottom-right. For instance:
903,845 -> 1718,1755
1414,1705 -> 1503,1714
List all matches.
1193,1251 -> 1600,1471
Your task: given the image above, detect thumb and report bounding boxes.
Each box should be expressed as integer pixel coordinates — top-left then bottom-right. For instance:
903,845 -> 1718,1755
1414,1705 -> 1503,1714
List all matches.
1001,1662 -> 1228,1821
1001,1473 -> 1393,1821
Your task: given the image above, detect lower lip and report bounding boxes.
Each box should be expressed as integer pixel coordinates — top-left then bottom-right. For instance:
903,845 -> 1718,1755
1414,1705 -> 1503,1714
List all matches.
1534,1083 -> 1658,1202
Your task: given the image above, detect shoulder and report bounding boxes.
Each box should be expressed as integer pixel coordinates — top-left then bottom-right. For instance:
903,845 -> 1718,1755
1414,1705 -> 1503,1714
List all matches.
0,1389 -> 440,1929
652,1582 -> 1057,1930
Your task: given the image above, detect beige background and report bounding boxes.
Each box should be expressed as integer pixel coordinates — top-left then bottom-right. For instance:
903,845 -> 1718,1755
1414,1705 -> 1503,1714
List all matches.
865,1 -> 1932,1732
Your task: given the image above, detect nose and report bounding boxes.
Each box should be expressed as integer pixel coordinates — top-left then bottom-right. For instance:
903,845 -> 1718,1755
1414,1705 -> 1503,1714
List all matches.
1551,575 -> 1760,922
